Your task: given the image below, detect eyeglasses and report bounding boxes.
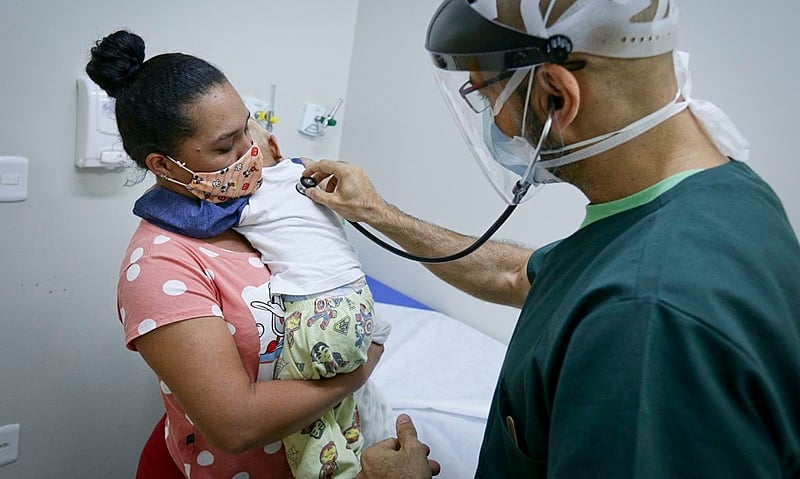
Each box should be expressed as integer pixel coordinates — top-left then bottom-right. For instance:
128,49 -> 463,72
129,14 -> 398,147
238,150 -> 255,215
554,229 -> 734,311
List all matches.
458,71 -> 515,114
459,61 -> 586,114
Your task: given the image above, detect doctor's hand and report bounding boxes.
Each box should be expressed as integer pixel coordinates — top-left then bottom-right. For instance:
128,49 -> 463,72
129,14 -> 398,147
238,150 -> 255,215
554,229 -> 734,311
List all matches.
357,414 -> 441,479
301,160 -> 387,224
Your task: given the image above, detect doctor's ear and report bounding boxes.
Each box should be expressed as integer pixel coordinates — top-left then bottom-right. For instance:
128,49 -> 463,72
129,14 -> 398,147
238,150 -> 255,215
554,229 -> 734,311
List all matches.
535,63 -> 580,134
548,95 -> 564,111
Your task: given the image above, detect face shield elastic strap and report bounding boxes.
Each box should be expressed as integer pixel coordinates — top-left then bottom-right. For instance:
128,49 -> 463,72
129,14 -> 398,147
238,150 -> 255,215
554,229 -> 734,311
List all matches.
537,90 -> 686,170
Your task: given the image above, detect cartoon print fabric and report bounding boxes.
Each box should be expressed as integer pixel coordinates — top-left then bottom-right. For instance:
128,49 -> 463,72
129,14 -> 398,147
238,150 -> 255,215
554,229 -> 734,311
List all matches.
275,286 -> 377,478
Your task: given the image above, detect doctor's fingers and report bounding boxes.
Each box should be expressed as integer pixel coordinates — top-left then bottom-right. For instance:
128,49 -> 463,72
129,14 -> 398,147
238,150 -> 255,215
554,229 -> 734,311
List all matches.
396,415 -> 437,460
304,161 -> 386,222
302,158 -> 353,186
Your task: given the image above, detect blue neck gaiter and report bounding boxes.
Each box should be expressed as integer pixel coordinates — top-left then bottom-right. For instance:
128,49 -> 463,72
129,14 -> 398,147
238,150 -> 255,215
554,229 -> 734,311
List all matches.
132,186 -> 249,239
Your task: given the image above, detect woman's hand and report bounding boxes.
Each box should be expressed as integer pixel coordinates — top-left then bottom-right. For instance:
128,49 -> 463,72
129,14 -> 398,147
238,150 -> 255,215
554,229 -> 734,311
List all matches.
325,341 -> 384,393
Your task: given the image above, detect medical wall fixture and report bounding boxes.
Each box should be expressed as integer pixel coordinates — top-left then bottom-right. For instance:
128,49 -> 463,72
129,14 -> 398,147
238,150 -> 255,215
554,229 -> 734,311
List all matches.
298,98 -> 343,137
74,76 -> 134,170
245,83 -> 279,133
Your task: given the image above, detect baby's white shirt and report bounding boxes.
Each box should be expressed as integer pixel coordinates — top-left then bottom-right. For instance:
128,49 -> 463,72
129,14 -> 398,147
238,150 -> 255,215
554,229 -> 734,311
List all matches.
236,160 -> 365,296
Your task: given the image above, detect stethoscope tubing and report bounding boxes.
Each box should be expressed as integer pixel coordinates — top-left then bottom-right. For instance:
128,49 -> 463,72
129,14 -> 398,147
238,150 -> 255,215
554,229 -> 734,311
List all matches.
347,204 -> 517,264
297,175 -> 519,264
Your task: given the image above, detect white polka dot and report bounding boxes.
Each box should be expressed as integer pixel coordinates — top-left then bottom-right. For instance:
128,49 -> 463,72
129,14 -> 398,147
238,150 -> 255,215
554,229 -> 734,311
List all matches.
264,441 -> 282,454
183,464 -> 191,477
204,268 -> 215,280
232,473 -> 250,479
119,307 -> 126,324
126,264 -> 141,281
160,381 -> 172,394
199,247 -> 219,258
211,305 -> 223,317
154,235 -> 170,245
130,247 -> 144,264
163,280 -> 188,296
138,319 -> 157,335
197,450 -> 215,466
248,257 -> 263,268
226,322 -> 237,335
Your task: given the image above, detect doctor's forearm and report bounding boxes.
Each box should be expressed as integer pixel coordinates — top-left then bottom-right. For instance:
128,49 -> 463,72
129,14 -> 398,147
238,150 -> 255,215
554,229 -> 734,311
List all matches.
370,202 -> 532,307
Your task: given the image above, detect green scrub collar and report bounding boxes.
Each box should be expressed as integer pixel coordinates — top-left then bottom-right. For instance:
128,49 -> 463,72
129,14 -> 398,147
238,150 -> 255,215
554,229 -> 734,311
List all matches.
581,169 -> 704,228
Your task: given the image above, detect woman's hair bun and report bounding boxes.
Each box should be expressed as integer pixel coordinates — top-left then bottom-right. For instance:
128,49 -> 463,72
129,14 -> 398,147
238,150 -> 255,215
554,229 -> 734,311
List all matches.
85,30 -> 145,98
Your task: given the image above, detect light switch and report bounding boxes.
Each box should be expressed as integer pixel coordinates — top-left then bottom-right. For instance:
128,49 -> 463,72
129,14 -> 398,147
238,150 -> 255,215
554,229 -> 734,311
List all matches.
0,423 -> 20,466
1,174 -> 20,185
0,156 -> 28,202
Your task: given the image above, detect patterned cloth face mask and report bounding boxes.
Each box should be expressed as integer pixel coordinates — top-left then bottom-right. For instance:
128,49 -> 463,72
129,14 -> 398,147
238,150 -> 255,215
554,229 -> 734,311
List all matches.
161,140 -> 264,203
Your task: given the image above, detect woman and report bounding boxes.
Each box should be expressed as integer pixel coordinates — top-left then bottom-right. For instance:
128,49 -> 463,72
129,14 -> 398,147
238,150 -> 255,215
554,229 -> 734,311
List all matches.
87,30 -> 382,478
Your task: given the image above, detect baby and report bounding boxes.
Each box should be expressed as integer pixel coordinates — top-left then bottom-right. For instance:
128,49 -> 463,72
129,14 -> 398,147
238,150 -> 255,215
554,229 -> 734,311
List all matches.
238,120 -> 393,478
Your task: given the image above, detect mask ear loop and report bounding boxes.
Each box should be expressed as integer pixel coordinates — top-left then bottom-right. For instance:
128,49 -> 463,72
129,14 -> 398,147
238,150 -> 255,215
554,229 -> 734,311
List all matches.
159,156 -> 197,191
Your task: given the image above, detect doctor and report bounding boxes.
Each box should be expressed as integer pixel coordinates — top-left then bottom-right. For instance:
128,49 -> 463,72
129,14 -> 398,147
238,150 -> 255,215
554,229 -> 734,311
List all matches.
305,0 -> 800,477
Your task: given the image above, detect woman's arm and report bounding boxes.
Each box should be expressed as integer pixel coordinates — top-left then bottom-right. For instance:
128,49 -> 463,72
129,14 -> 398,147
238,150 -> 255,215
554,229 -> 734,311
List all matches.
303,160 -> 533,307
134,315 -> 382,454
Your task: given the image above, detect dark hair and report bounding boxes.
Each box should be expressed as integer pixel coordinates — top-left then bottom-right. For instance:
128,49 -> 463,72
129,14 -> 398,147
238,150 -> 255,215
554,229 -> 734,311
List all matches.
85,30 -> 227,167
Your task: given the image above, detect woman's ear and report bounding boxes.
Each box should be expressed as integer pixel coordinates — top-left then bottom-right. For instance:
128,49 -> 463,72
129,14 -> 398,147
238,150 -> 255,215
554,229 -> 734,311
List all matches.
145,153 -> 172,177
535,63 -> 580,135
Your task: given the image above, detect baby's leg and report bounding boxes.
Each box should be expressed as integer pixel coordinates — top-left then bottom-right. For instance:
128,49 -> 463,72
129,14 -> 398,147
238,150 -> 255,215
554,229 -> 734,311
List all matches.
278,288 -> 375,381
275,285 -> 376,477
281,404 -> 361,479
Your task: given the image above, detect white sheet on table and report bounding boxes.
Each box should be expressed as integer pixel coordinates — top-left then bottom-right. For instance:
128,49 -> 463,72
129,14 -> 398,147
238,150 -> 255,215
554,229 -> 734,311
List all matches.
368,302 -> 508,479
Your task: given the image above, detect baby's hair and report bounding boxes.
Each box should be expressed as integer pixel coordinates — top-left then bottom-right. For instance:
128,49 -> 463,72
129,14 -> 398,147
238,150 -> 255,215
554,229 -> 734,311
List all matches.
248,118 -> 272,149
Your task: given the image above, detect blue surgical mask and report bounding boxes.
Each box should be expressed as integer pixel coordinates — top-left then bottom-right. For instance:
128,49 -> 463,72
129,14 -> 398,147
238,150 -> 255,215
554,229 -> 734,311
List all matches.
481,110 -> 534,177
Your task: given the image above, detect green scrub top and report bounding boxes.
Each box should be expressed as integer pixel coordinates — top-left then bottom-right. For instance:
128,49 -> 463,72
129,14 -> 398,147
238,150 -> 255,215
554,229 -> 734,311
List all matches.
475,161 -> 800,478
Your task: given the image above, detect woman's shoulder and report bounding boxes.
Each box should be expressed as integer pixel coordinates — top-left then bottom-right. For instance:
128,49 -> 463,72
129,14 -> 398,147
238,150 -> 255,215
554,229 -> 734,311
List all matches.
124,220 -> 253,260
119,220 -> 266,286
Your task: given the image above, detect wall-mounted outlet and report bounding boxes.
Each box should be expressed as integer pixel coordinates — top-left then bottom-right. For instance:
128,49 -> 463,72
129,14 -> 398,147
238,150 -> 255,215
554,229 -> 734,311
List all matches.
0,424 -> 20,466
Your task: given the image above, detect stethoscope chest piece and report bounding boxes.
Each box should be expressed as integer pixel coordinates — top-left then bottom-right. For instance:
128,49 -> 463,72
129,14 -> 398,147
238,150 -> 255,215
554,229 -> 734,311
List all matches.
295,176 -> 318,195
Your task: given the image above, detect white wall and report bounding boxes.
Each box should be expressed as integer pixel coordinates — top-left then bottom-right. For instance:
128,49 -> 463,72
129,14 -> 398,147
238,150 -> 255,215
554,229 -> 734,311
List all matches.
0,1 -> 359,477
343,0 -> 800,344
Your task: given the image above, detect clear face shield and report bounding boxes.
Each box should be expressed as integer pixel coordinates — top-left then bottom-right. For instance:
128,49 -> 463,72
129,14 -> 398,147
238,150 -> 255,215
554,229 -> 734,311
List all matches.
431,64 -> 562,205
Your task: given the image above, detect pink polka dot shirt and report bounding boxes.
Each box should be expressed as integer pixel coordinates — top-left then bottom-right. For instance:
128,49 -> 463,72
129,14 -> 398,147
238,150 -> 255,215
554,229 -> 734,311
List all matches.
117,220 -> 293,478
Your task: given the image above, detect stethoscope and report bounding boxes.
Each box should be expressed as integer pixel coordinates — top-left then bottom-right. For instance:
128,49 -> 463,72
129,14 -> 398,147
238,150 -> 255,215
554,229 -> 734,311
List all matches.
295,176 -> 522,264
294,113 -> 553,264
